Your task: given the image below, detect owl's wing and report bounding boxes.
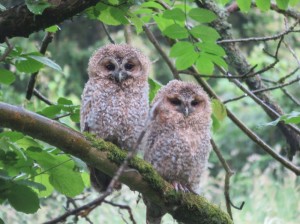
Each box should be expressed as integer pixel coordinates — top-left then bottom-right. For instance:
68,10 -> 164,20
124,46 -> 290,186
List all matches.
80,86 -> 93,133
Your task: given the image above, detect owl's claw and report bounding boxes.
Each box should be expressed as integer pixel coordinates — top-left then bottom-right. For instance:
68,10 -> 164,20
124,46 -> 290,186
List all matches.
172,181 -> 190,193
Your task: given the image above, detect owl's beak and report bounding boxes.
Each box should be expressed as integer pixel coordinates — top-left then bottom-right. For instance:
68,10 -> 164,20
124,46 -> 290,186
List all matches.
113,71 -> 128,82
181,106 -> 191,117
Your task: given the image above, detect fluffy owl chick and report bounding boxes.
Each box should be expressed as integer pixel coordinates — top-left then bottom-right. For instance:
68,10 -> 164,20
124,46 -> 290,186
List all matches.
142,80 -> 212,224
81,44 -> 150,192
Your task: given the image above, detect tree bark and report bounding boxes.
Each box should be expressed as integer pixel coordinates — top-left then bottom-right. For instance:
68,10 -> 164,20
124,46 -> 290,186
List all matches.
0,102 -> 232,224
0,0 -> 100,43
199,0 -> 300,159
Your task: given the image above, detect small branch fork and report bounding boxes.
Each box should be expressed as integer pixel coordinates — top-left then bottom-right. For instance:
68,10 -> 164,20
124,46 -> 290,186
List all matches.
0,37 -> 13,62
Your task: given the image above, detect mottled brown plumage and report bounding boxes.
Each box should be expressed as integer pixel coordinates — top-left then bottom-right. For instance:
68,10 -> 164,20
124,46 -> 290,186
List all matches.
142,80 -> 212,224
80,44 -> 150,192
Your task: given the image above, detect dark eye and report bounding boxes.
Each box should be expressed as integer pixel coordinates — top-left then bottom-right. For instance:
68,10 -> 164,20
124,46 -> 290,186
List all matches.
124,63 -> 134,70
191,100 -> 199,106
106,63 -> 115,71
169,98 -> 181,106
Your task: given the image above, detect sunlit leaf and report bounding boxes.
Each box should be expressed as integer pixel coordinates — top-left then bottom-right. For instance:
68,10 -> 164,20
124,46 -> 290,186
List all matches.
45,25 -> 60,33
163,24 -> 189,39
175,51 -> 198,70
256,0 -> 271,11
276,0 -> 290,9
212,99 -> 227,121
28,55 -> 62,72
190,25 -> 220,41
169,41 -> 194,57
188,8 -> 217,23
195,56 -> 214,75
25,0 -> 51,15
237,0 -> 252,12
15,57 -> 44,73
140,1 -> 165,10
97,3 -> 128,25
196,42 -> 226,56
163,8 -> 185,22
148,78 -> 162,102
0,69 -> 15,85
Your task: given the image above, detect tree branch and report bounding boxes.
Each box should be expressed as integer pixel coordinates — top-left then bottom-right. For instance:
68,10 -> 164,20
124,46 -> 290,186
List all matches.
0,102 -> 232,224
0,0 -> 100,43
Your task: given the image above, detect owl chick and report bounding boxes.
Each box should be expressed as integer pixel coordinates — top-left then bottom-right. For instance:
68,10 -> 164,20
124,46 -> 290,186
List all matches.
81,44 -> 150,192
142,80 -> 212,224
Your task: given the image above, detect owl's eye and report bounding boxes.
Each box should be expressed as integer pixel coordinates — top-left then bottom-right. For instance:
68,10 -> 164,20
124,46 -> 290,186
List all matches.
106,63 -> 115,71
124,63 -> 134,70
169,98 -> 181,106
191,100 -> 200,106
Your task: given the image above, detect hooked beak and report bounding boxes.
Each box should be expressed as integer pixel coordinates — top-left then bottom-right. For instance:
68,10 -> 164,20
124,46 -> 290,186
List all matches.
112,71 -> 128,82
181,106 -> 190,117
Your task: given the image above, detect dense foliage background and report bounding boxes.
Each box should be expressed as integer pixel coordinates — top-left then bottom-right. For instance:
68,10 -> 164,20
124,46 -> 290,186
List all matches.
0,0 -> 299,223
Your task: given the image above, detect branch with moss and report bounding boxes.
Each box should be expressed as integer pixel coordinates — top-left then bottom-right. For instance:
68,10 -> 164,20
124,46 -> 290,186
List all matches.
0,102 -> 232,224
0,0 -> 100,43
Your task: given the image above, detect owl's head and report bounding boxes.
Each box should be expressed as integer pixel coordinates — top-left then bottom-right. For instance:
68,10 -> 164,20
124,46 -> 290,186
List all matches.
88,44 -> 150,84
151,80 -> 212,125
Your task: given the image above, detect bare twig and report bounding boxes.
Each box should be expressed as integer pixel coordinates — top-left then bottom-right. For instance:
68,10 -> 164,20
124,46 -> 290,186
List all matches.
33,89 -> 54,105
100,22 -> 115,44
26,32 -> 54,100
281,89 -> 300,106
143,25 -> 180,80
104,200 -> 137,224
211,140 -> 235,219
217,20 -> 300,44
0,37 -> 13,62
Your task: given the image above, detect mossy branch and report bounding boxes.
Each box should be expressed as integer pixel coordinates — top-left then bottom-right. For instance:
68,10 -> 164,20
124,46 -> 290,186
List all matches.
0,102 -> 232,224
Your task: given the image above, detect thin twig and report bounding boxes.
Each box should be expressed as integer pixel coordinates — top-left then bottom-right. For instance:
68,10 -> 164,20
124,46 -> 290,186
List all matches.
100,22 -> 115,44
277,68 -> 298,83
143,25 -> 180,80
281,89 -> 300,106
0,37 -> 13,62
33,89 -> 54,105
104,200 -> 137,224
26,32 -> 54,100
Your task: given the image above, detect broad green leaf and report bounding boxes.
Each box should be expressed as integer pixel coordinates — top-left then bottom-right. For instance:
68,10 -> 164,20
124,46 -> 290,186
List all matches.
153,15 -> 174,32
276,0 -> 289,9
17,179 -> 46,191
45,25 -> 60,33
0,132 -> 24,142
237,0 -> 252,12
163,24 -> 189,39
163,8 -> 185,22
28,55 -> 62,72
212,114 -> 221,132
25,0 -> 51,15
290,0 -> 300,6
196,42 -> 226,56
34,173 -> 54,197
57,97 -> 73,105
204,53 -> 228,69
70,109 -> 80,123
40,105 -> 61,118
0,69 -> 15,85
188,8 -> 217,23
148,78 -> 162,102
195,56 -> 214,75
264,111 -> 300,126
140,1 -> 165,10
169,41 -> 194,57
175,51 -> 198,70
97,3 -> 128,25
81,172 -> 91,187
212,99 -> 227,121
49,169 -> 85,197
7,184 -> 40,213
190,25 -> 220,41
15,137 -> 40,149
15,57 -> 44,73
128,13 -> 144,34
256,0 -> 271,11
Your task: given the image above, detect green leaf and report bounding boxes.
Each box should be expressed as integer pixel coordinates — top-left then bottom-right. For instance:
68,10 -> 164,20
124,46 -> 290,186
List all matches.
70,109 -> 80,123
49,169 -> 85,197
28,55 -> 62,72
196,42 -> 226,56
256,0 -> 271,11
212,99 -> 227,121
140,1 -> 165,10
97,3 -> 128,25
204,53 -> 228,69
290,0 -> 300,6
0,69 -> 15,85
153,15 -> 174,32
215,0 -> 230,5
7,184 -> 40,213
237,0 -> 252,12
45,25 -> 60,33
40,105 -> 61,118
25,0 -> 51,15
148,78 -> 162,102
34,173 -> 54,197
57,97 -> 73,105
195,56 -> 214,75
0,132 -> 24,142
163,8 -> 185,22
190,25 -> 220,41
188,8 -> 217,23
15,57 -> 44,73
128,13 -> 144,34
163,24 -> 189,39
175,51 -> 198,70
169,41 -> 194,57
264,111 -> 300,126
276,0 -> 290,9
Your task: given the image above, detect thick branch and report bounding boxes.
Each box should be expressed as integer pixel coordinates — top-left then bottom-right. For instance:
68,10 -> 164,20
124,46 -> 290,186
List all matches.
0,0 -> 100,42
0,102 -> 232,224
